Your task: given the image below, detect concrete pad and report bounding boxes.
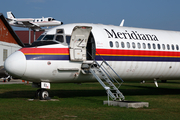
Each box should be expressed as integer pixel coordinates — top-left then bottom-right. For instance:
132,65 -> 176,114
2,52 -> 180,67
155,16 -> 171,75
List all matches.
103,100 -> 149,108
39,99 -> 59,102
0,79 -> 32,84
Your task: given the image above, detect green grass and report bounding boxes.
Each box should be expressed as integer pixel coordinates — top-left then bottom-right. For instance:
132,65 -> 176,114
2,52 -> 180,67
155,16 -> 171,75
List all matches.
0,81 -> 180,120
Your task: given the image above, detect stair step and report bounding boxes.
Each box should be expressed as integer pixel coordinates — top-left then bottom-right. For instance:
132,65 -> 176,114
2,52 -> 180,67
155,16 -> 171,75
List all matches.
88,61 -> 125,101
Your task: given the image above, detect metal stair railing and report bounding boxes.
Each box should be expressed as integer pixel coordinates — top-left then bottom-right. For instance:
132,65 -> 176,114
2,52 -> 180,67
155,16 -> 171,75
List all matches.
86,51 -> 125,101
94,51 -> 124,86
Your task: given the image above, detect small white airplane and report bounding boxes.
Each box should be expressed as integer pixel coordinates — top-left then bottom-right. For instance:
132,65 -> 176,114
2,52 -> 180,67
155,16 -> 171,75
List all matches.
4,20 -> 180,100
6,11 -> 63,30
0,13 -> 24,81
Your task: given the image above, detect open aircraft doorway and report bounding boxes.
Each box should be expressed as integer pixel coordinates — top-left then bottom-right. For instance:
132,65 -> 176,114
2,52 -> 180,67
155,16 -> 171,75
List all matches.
69,26 -> 95,61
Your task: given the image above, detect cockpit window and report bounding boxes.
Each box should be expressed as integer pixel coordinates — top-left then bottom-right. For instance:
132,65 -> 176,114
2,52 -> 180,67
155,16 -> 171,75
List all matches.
55,35 -> 64,43
25,41 -> 59,47
66,36 -> 71,45
57,29 -> 64,34
37,35 -> 45,41
43,35 -> 54,40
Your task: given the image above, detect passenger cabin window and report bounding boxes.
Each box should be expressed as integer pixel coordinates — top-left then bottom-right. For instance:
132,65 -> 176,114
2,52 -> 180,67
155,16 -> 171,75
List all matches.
157,44 -> 161,50
121,42 -> 125,48
110,41 -> 113,47
143,43 -> 146,49
167,44 -> 170,50
148,43 -> 151,49
176,45 -> 179,50
55,35 -> 64,43
162,44 -> 165,50
115,41 -> 119,48
137,42 -> 141,49
172,44 -> 175,50
132,42 -> 135,48
48,18 -> 52,21
127,42 -> 130,48
153,43 -> 156,49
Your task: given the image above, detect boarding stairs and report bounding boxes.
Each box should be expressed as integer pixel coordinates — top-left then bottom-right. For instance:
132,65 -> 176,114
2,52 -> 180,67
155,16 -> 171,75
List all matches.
82,52 -> 125,101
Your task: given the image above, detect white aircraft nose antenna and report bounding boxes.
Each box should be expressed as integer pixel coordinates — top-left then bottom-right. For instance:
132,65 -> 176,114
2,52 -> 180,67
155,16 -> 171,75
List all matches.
4,51 -> 27,78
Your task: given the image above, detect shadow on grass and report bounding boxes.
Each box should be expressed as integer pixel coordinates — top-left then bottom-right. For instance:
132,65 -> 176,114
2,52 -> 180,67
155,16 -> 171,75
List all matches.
0,86 -> 180,99
0,90 -> 106,99
122,84 -> 180,96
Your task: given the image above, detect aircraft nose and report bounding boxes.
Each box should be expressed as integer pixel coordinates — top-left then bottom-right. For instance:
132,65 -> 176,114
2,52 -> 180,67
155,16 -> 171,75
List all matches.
4,51 -> 26,78
56,21 -> 63,25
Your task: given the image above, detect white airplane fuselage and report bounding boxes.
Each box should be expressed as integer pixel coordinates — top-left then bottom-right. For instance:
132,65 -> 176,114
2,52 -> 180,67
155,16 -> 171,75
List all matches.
7,11 -> 62,30
4,23 -> 180,83
9,18 -> 62,28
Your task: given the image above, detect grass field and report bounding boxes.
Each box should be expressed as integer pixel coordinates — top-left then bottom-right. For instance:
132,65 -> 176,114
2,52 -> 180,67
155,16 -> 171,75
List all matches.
0,80 -> 180,120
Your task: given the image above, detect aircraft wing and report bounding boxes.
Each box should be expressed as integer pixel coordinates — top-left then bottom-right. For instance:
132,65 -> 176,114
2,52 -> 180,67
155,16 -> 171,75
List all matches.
21,21 -> 41,30
6,18 -> 12,21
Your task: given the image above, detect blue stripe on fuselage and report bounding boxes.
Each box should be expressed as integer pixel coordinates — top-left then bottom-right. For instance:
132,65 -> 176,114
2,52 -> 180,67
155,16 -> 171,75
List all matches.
95,56 -> 180,62
25,55 -> 180,62
25,55 -> 69,60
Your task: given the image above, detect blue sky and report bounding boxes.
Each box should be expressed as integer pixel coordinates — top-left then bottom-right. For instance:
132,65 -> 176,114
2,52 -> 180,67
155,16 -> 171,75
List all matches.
1,0 -> 180,31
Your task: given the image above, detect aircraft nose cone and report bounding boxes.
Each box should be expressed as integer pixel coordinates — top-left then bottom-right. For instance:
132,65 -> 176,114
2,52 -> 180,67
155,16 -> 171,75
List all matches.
4,51 -> 26,78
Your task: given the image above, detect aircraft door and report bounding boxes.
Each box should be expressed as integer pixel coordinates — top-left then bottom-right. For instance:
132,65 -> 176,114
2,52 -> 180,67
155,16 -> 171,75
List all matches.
70,26 -> 92,61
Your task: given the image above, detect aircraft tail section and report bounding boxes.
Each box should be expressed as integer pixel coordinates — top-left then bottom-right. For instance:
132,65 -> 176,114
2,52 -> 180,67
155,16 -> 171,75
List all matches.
7,11 -> 15,19
0,13 -> 24,47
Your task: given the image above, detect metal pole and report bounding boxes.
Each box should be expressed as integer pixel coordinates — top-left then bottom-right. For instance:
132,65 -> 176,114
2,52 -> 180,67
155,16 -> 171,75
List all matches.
29,28 -> 31,45
34,30 -> 36,42
105,87 -> 110,106
108,89 -> 109,106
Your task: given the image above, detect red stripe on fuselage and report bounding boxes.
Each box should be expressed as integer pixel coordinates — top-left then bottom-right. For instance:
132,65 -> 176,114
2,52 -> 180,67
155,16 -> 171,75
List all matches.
19,48 -> 69,54
96,49 -> 180,57
19,48 -> 180,57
